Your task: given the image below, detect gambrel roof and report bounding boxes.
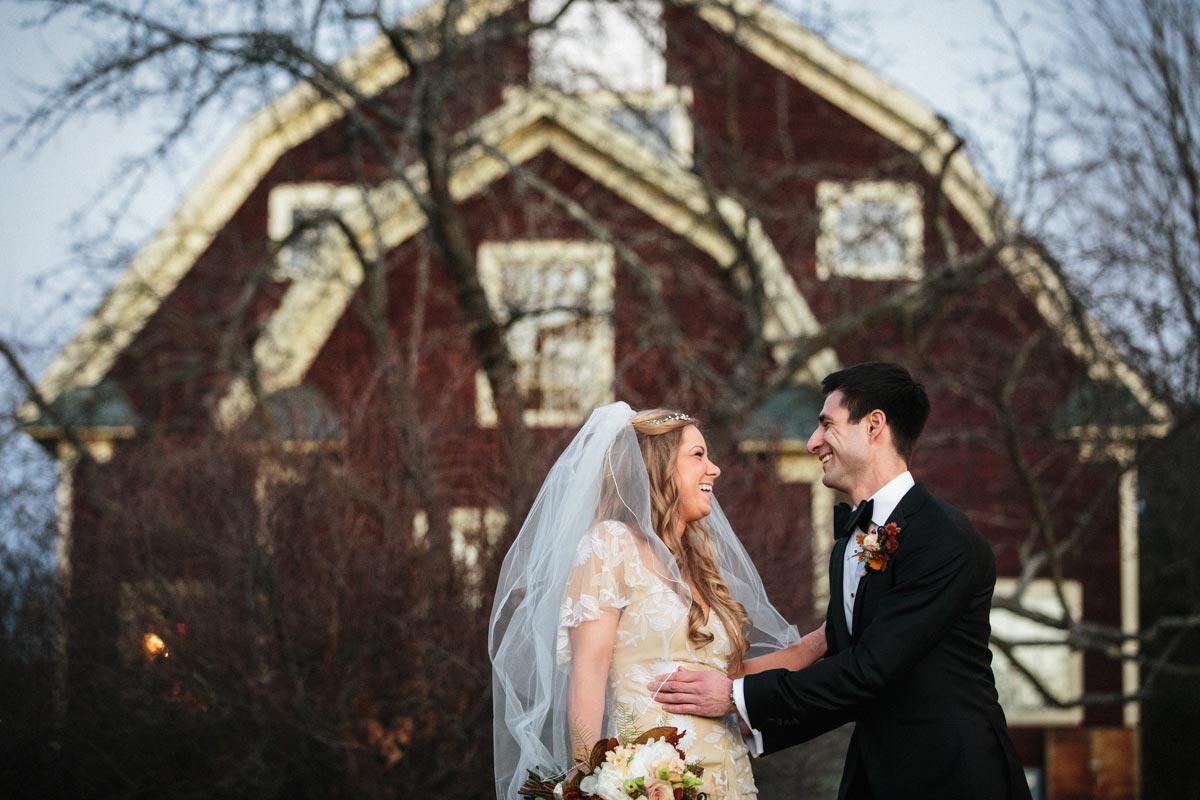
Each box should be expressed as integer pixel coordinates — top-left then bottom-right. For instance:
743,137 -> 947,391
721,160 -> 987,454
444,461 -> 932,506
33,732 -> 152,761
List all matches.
22,0 -> 1171,432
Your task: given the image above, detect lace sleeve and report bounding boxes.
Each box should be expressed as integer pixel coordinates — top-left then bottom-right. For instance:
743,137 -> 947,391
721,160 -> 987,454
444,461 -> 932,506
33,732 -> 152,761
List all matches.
557,520 -> 637,665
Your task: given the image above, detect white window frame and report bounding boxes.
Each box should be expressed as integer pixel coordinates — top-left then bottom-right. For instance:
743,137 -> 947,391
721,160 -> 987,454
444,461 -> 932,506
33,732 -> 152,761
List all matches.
583,85 -> 694,166
475,240 -> 615,428
816,180 -> 924,281
989,578 -> 1085,726
267,183 -> 366,283
529,0 -> 666,94
413,507 -> 508,607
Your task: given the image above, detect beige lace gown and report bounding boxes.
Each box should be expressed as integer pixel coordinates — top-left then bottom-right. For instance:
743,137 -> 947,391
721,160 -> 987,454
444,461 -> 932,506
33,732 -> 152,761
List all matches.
559,520 -> 757,800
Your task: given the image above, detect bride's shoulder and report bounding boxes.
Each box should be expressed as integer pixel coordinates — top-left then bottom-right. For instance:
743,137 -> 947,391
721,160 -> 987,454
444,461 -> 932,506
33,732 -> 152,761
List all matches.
574,519 -> 641,562
593,518 -> 637,539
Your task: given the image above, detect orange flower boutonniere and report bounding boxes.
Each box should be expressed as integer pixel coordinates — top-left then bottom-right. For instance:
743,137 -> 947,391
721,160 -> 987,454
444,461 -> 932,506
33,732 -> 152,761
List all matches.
856,522 -> 902,573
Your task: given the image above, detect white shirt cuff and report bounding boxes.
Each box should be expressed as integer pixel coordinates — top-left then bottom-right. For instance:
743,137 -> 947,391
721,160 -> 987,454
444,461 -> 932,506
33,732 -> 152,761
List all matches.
732,678 -> 764,757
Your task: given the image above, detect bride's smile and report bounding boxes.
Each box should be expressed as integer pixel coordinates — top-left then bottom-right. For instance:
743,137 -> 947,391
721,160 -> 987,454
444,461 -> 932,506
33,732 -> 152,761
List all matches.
674,424 -> 721,528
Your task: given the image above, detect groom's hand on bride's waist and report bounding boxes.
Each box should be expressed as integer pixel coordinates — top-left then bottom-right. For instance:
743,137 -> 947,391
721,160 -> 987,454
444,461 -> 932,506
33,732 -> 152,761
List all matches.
648,668 -> 735,717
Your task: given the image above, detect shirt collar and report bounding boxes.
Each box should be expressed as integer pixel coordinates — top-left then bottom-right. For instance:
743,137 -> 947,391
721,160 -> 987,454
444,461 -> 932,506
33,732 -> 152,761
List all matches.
855,471 -> 914,527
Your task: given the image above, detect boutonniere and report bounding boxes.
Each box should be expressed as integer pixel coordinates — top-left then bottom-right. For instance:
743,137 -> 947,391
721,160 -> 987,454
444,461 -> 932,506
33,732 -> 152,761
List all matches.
856,522 -> 901,573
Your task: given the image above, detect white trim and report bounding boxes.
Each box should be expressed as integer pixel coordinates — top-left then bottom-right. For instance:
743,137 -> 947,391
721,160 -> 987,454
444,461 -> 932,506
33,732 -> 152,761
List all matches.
22,0 -> 514,421
30,0 -> 1168,434
816,180 -> 924,281
774,453 -> 833,616
217,88 -> 833,425
1119,465 -> 1139,727
51,442 -> 80,721
474,239 -> 616,427
685,0 -> 1168,428
548,84 -> 695,167
413,506 -> 508,607
991,577 -> 1085,726
1072,442 -> 1140,726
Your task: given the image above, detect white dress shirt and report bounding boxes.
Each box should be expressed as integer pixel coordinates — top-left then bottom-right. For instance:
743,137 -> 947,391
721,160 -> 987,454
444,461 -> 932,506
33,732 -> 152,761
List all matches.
843,471 -> 914,634
733,470 -> 915,755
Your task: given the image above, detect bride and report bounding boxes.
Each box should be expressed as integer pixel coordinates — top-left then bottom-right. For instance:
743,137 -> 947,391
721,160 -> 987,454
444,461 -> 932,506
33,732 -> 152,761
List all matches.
490,403 -> 826,799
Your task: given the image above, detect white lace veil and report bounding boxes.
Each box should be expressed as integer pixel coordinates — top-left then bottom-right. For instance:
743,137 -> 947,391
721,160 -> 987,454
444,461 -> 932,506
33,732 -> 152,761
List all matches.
489,402 -> 799,799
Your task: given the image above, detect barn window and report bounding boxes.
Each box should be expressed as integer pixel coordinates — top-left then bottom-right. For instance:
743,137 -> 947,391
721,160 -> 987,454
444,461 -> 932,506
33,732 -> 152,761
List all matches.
589,85 -> 693,165
412,507 -> 508,607
475,240 -> 615,428
989,578 -> 1084,725
530,0 -> 666,94
267,184 -> 363,283
816,180 -> 924,280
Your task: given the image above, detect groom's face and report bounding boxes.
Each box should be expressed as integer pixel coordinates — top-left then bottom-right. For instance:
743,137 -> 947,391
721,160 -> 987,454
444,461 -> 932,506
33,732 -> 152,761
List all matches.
808,390 -> 871,494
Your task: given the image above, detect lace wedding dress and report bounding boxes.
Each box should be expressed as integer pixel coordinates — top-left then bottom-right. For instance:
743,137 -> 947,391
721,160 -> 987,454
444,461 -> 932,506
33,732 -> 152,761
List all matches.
559,520 -> 757,800
491,403 -> 796,800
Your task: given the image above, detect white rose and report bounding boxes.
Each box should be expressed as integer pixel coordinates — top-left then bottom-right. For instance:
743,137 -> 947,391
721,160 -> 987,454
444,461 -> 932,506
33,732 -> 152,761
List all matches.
594,769 -> 628,800
861,533 -> 878,550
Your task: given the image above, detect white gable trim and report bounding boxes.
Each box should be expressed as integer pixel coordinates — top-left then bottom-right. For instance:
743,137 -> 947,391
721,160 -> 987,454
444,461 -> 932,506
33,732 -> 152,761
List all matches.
21,0 -> 514,421
686,0 -> 1169,426
217,88 -> 834,427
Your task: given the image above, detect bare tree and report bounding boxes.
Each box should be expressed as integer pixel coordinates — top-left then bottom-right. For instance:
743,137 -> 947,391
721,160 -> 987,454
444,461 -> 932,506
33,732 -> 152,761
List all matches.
3,0 -> 1193,797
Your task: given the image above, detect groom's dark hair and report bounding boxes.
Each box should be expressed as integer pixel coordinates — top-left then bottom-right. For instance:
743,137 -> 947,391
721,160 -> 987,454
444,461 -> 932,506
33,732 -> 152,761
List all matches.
821,362 -> 930,461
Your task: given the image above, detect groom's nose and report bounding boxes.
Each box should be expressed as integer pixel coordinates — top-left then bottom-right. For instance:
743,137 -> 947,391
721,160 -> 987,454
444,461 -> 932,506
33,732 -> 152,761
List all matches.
807,426 -> 822,454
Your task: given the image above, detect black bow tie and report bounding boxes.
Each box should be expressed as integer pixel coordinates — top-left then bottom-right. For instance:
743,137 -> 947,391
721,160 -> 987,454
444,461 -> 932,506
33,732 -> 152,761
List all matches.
834,499 -> 874,538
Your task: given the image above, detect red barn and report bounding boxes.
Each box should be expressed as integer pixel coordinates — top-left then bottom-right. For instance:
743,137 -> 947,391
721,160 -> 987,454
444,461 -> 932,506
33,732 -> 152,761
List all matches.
22,0 -> 1166,796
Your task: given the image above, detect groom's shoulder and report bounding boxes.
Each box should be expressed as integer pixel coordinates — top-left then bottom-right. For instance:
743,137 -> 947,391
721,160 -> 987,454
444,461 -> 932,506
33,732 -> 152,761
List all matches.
907,485 -> 983,543
916,490 -> 995,566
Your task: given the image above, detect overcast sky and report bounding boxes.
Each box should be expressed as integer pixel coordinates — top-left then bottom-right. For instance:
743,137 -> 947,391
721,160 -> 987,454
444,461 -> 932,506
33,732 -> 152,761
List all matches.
0,0 -> 1054,377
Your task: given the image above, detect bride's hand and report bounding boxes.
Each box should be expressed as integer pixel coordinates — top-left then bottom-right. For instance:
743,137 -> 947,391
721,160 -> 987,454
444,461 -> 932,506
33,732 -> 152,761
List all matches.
649,667 -> 735,717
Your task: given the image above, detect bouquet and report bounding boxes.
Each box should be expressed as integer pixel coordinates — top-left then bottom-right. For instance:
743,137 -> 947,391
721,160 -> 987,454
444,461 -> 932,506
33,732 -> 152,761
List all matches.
519,726 -> 706,800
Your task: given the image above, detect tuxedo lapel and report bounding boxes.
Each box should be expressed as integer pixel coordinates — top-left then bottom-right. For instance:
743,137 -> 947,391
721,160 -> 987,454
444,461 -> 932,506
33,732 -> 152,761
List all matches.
890,482 -> 930,529
850,483 -> 932,643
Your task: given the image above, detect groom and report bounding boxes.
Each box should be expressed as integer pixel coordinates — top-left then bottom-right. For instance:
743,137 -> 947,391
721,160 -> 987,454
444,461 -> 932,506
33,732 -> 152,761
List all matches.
654,363 -> 1030,800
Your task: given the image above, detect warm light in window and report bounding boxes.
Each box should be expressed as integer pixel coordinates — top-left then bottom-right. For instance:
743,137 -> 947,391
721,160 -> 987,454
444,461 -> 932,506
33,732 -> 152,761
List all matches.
143,633 -> 167,659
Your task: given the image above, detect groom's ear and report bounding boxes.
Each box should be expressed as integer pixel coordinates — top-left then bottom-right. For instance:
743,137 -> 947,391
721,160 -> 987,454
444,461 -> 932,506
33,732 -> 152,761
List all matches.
865,409 -> 888,443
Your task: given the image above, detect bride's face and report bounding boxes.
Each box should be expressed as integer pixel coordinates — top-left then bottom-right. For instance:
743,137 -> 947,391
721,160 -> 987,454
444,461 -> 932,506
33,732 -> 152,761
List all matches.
673,424 -> 721,525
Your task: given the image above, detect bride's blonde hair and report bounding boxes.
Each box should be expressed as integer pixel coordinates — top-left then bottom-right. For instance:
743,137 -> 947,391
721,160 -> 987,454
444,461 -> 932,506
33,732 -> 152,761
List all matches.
628,409 -> 750,669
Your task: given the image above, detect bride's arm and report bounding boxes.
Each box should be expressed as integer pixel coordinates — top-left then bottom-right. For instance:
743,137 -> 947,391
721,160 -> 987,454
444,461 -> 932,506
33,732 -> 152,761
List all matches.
567,611 -> 621,754
737,622 -> 828,676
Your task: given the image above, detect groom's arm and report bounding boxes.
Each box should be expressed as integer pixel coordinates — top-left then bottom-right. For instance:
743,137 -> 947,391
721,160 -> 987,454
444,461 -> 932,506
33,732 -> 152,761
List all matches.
740,622 -> 828,675
743,515 -> 981,731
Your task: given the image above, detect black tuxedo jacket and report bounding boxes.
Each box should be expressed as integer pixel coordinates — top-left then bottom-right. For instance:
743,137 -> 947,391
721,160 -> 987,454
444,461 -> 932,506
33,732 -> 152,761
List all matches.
743,483 -> 1031,800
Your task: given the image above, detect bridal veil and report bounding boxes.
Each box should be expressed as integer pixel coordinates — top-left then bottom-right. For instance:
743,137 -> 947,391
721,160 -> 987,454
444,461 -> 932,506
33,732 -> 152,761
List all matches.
489,402 -> 798,799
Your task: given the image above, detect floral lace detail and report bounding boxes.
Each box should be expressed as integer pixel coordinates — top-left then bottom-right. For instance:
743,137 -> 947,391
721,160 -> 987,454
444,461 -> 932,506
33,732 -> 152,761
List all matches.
557,521 -> 639,665
556,520 -> 756,799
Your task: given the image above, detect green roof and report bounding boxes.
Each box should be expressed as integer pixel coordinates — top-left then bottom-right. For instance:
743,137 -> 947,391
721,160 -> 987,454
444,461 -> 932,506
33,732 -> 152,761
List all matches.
1055,379 -> 1158,430
26,379 -> 140,433
738,385 -> 824,443
250,385 -> 344,442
